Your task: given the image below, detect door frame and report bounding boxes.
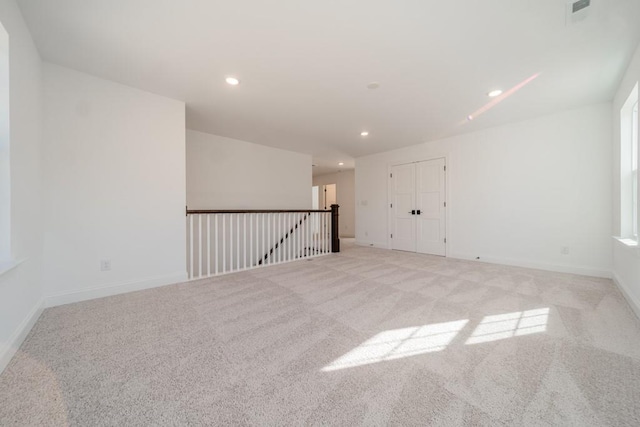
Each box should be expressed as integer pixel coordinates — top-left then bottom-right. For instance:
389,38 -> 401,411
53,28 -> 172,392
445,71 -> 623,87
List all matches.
387,154 -> 450,257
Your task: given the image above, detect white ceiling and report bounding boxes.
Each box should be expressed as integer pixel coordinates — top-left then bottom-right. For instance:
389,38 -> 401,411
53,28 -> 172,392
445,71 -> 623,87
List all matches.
17,0 -> 640,175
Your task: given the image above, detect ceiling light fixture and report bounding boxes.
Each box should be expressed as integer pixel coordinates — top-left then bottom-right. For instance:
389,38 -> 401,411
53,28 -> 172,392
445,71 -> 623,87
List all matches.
338,162 -> 344,166
360,131 -> 369,137
487,89 -> 502,97
225,77 -> 240,86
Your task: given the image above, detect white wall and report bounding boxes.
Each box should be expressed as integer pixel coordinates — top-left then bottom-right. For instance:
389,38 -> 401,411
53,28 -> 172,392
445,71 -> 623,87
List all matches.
612,42 -> 640,316
0,0 -> 45,372
356,103 -> 612,278
313,170 -> 355,237
42,63 -> 187,305
186,129 -> 312,210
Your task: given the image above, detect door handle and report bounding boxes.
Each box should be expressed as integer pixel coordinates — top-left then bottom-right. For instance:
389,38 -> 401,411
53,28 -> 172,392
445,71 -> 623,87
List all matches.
416,210 -> 421,215
410,210 -> 416,215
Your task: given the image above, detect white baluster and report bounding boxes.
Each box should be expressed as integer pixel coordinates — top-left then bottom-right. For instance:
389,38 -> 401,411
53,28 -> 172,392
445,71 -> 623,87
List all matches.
289,213 -> 293,261
285,212 -> 289,262
309,213 -> 313,256
295,213 -> 298,260
284,212 -> 287,261
222,215 -> 227,274
298,213 -> 302,259
284,213 -> 287,262
324,212 -> 327,254
198,215 -> 202,278
262,213 -> 265,265
275,213 -> 279,263
263,213 -> 273,264
207,215 -> 211,276
236,214 -> 240,271
326,212 -> 329,253
215,215 -> 219,275
189,215 -> 194,279
324,214 -> 331,253
323,212 -> 327,254
326,212 -> 329,254
300,213 -> 304,259
318,212 -> 322,255
274,213 -> 278,264
260,213 -> 264,265
276,213 -> 280,263
305,212 -> 308,257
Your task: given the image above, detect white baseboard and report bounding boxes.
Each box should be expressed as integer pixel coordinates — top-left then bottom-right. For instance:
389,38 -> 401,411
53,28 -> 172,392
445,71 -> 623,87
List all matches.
45,271 -> 188,308
0,298 -> 44,374
355,240 -> 389,249
612,273 -> 640,320
446,252 -> 612,279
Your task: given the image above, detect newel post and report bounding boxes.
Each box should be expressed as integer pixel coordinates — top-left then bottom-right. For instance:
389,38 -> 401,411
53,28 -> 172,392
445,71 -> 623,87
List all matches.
330,204 -> 340,253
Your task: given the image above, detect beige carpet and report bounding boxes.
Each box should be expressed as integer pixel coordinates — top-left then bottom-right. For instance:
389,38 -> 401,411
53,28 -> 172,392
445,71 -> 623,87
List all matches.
1,241 -> 640,426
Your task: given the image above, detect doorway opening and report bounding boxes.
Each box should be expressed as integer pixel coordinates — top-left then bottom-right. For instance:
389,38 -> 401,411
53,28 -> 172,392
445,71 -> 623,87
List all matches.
323,184 -> 336,210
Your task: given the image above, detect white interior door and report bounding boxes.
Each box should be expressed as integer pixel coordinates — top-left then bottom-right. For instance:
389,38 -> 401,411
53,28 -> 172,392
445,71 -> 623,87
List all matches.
391,163 -> 416,252
416,158 -> 446,256
323,184 -> 336,209
390,159 -> 446,256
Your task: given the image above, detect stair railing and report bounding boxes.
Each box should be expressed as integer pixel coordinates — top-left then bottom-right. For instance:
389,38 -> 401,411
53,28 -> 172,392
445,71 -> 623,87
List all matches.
186,206 -> 339,280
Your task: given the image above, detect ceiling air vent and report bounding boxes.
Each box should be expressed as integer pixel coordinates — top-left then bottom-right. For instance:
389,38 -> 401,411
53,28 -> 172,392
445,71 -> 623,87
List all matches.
572,0 -> 591,13
566,0 -> 591,25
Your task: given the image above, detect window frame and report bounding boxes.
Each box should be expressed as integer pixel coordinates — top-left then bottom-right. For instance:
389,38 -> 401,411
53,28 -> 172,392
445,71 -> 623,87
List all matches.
632,100 -> 638,239
620,82 -> 639,243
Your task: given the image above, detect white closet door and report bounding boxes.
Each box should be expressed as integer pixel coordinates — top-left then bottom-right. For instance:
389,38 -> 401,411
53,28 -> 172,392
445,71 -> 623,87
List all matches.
416,158 -> 446,256
391,163 -> 416,252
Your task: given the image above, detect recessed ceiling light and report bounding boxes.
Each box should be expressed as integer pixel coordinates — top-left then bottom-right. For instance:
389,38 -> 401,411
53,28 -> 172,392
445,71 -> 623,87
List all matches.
487,89 -> 502,97
338,162 -> 344,166
360,131 -> 369,137
225,77 -> 240,86
367,82 -> 380,90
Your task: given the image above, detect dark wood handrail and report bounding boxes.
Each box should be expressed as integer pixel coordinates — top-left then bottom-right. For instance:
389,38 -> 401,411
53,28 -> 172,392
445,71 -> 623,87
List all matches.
187,209 -> 330,215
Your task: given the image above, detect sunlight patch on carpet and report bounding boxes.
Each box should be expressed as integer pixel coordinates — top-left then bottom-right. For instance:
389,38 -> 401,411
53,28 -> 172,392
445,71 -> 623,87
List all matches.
322,320 -> 469,371
465,308 -> 549,345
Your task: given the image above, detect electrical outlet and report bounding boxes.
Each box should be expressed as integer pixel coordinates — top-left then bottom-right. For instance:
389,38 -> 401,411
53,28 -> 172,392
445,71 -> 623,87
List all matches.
100,259 -> 111,271
561,247 -> 570,255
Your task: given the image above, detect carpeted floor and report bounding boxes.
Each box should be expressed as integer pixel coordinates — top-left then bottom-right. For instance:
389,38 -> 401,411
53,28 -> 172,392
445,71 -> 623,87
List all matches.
1,241 -> 640,426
